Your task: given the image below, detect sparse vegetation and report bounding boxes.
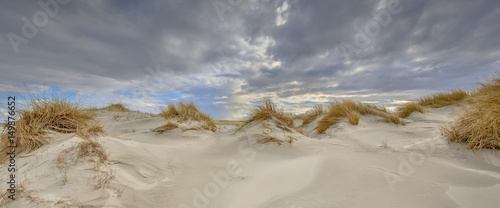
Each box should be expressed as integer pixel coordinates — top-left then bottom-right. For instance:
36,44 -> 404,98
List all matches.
100,103 -> 131,112
0,180 -> 29,206
301,105 -> 324,126
92,163 -> 115,189
77,138 -> 109,163
57,138 -> 108,168
156,101 -> 217,132
419,89 -> 469,107
257,136 -> 283,145
317,100 -> 401,134
397,102 -> 425,118
444,78 -> 500,150
215,120 -> 245,126
56,138 -> 113,189
287,135 -> 297,144
294,126 -> 304,134
154,121 -> 179,133
397,89 -> 469,118
0,94 -> 103,162
76,122 -> 105,140
237,98 -> 294,131
276,123 -> 292,132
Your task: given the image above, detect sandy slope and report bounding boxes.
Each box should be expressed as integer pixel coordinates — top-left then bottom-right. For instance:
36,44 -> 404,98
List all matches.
1,107 -> 500,207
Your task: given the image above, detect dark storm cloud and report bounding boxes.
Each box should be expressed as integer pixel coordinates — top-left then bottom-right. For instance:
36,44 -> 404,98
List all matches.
1,0 -> 245,83
255,0 -> 500,95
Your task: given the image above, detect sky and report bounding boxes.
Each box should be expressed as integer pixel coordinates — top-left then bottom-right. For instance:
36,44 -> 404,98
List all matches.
1,0 -> 499,120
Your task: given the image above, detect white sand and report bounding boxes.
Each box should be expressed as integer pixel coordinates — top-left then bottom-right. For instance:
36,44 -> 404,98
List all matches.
1,106 -> 500,207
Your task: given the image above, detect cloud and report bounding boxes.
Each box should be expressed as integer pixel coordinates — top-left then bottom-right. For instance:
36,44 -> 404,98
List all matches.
1,0 -> 499,119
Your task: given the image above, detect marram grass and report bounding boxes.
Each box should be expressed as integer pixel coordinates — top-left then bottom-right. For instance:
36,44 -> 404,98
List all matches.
300,105 -> 324,127
100,103 -> 131,112
157,101 -> 217,132
443,78 -> 500,150
237,98 -> 294,132
0,94 -> 103,162
316,100 -> 401,134
397,89 -> 469,118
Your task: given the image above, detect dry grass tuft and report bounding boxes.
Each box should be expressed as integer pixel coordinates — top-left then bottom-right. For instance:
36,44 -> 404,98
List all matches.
92,163 -> 115,189
158,101 -> 216,132
100,103 -> 131,112
154,121 -> 179,133
397,102 -> 425,118
316,100 -> 401,134
444,78 -> 500,150
419,89 -> 469,108
257,137 -> 283,145
76,122 -> 104,140
346,110 -> 361,125
56,138 -> 113,189
294,126 -> 304,134
56,138 -> 109,171
301,105 -> 324,126
276,123 -> 292,132
77,138 -> 109,163
397,89 -> 469,118
237,98 -> 294,131
0,94 -> 103,162
287,135 -> 297,144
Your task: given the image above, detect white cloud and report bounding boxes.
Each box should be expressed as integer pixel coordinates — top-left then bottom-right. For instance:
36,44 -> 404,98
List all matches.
276,1 -> 290,26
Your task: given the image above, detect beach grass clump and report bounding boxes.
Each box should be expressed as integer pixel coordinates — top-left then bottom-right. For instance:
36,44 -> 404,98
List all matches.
397,89 -> 469,118
397,102 -> 425,118
237,98 -> 294,131
443,78 -> 500,150
316,100 -> 401,134
100,103 -> 131,112
0,94 -> 103,162
257,137 -> 283,145
301,105 -> 324,126
154,121 -> 179,133
157,101 -> 216,132
419,89 -> 469,108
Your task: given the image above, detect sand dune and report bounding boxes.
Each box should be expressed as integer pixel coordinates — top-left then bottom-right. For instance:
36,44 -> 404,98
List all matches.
1,106 -> 499,207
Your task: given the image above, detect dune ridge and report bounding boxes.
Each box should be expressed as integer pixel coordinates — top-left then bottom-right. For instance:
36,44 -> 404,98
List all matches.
1,78 -> 500,207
